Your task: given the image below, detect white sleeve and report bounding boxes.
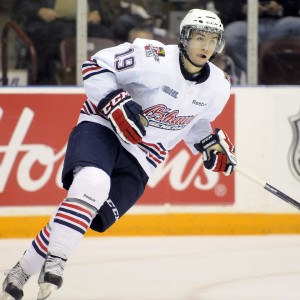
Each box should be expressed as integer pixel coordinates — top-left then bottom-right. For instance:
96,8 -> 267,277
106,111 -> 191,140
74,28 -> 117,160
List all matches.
82,41 -> 146,108
183,119 -> 213,155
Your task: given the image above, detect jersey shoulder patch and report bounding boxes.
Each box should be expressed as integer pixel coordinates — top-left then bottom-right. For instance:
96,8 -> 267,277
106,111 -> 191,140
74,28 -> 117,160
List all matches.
144,44 -> 165,61
223,72 -> 231,84
133,38 -> 166,62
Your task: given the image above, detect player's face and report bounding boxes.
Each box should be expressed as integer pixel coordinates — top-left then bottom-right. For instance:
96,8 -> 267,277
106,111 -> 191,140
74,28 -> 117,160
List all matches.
185,30 -> 218,67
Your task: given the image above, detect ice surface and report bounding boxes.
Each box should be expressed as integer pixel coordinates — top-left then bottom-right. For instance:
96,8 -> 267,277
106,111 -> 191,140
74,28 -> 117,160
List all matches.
1,235 -> 300,300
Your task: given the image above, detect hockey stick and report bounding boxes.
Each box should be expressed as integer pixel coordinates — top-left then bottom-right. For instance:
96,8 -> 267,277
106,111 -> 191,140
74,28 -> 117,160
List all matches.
235,166 -> 300,210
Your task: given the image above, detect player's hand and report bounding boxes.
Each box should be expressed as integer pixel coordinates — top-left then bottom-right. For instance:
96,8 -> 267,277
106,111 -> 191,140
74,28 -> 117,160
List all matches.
98,89 -> 148,144
194,128 -> 237,176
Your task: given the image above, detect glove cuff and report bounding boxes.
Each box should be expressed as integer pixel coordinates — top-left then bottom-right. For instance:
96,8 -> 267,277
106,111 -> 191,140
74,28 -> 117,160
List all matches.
97,89 -> 132,117
194,133 -> 219,153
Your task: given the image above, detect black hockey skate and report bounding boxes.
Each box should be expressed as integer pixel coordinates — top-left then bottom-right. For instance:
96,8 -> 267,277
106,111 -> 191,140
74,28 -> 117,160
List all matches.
0,262 -> 30,300
37,254 -> 66,300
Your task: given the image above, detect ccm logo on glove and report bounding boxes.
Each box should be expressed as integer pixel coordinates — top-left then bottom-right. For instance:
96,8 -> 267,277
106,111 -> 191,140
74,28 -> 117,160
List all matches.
101,91 -> 129,115
98,89 -> 148,144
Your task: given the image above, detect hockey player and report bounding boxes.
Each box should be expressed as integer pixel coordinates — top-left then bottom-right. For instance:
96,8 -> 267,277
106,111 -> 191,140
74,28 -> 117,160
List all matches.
1,9 -> 236,300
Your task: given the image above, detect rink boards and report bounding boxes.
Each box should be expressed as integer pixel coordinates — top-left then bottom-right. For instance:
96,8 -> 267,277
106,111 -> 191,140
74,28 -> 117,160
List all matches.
0,86 -> 300,237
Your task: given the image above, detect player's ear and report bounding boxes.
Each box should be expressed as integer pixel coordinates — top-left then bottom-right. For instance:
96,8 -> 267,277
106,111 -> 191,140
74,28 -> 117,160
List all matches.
182,38 -> 188,48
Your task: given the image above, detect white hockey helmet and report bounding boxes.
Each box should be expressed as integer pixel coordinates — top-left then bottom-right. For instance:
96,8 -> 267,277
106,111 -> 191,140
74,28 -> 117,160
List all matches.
179,9 -> 225,53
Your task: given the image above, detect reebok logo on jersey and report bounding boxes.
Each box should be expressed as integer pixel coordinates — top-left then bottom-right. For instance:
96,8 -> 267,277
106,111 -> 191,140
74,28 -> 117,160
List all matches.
192,100 -> 208,107
161,85 -> 178,99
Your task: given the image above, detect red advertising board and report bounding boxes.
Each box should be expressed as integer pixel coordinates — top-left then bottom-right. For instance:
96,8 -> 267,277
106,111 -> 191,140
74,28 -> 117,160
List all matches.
0,92 -> 234,206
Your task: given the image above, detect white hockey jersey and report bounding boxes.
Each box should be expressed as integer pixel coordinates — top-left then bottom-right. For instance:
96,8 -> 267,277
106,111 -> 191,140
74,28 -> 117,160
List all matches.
80,38 -> 231,176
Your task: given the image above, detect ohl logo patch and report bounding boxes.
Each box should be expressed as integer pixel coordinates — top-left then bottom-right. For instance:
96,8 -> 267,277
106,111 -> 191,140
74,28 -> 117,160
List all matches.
288,110 -> 300,182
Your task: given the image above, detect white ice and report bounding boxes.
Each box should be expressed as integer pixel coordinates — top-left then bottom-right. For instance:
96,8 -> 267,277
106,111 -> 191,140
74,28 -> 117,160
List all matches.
1,235 -> 300,300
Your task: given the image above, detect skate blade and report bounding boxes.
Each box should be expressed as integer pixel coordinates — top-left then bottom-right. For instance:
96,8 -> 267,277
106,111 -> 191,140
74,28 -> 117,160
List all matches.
0,292 -> 15,300
37,283 -> 58,300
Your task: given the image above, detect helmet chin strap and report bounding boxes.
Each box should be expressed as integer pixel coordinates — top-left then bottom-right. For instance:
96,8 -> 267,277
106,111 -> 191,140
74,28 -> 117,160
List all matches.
180,44 -> 204,68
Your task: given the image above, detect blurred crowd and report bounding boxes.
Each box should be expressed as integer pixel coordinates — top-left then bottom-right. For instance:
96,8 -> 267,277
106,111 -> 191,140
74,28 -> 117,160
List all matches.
214,0 -> 300,84
1,0 -> 300,85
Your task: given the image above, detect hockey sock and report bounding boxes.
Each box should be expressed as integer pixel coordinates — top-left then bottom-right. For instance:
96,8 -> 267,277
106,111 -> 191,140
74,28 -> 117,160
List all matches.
19,224 -> 51,276
46,167 -> 110,259
47,199 -> 96,259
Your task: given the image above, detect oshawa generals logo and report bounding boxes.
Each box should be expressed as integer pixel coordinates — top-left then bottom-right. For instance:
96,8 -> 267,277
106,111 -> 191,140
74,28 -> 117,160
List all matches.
144,104 -> 195,130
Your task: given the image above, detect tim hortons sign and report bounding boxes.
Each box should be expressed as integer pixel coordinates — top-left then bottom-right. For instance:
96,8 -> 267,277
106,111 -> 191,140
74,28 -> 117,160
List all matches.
0,93 -> 235,206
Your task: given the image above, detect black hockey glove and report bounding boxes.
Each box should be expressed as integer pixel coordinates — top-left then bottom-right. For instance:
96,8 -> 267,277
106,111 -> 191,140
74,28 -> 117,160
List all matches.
194,128 -> 237,176
98,89 -> 148,144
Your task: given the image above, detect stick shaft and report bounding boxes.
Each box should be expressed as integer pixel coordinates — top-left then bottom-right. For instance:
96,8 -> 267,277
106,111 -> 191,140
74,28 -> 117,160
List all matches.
264,183 -> 300,210
235,166 -> 300,210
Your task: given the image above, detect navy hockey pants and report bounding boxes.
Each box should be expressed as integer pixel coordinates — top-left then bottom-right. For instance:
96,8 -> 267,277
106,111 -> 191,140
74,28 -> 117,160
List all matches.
62,121 -> 149,232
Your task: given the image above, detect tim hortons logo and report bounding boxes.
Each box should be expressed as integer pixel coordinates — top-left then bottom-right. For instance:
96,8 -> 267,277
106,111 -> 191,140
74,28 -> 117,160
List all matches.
0,107 -> 66,193
147,151 -> 220,190
288,110 -> 300,182
0,107 -> 227,202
